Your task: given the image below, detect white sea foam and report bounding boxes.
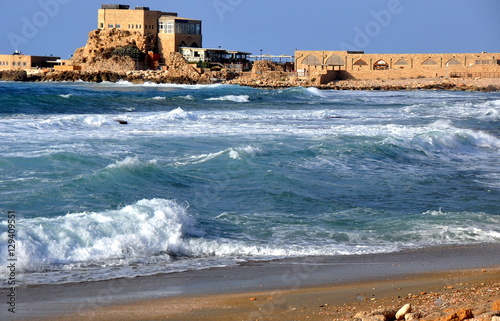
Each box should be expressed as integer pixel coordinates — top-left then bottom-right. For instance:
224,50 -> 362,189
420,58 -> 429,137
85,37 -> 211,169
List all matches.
1,200 -> 499,286
206,95 -> 250,103
0,199 -> 197,273
165,107 -> 198,120
480,108 -> 500,121
175,145 -> 261,165
0,198 -> 384,285
305,87 -> 325,97
105,156 -> 157,170
151,96 -> 166,100
142,82 -> 225,90
82,115 -> 116,127
59,94 -> 73,99
228,145 -> 261,160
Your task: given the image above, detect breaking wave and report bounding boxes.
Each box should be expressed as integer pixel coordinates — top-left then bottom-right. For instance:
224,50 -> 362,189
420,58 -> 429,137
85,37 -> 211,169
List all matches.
206,95 -> 250,103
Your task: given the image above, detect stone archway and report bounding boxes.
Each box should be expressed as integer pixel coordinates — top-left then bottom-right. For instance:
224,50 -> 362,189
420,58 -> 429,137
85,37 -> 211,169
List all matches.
422,58 -> 438,66
374,59 -> 389,70
325,54 -> 344,66
395,58 -> 409,66
446,58 -> 461,66
354,59 -> 368,66
302,54 -> 321,66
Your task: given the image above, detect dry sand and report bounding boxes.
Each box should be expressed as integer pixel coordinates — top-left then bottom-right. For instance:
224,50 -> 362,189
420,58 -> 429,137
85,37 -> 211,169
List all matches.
47,268 -> 500,321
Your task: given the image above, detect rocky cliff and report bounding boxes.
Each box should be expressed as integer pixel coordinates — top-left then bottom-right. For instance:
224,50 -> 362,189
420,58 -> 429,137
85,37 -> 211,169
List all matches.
71,29 -> 155,72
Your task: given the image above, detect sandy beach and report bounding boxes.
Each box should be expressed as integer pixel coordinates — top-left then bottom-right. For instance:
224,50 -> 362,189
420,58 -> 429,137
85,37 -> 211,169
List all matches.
6,244 -> 500,321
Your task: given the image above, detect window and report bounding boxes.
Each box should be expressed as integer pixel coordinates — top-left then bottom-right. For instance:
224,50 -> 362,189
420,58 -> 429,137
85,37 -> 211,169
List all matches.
422,59 -> 438,66
394,58 -> 409,65
23,62 -> 27,66
159,21 -> 174,33
446,58 -> 461,66
174,21 -> 201,35
302,55 -> 321,66
373,59 -> 389,70
325,55 -> 344,66
115,24 -> 121,28
108,24 -> 114,28
354,59 -> 368,66
99,23 -> 104,29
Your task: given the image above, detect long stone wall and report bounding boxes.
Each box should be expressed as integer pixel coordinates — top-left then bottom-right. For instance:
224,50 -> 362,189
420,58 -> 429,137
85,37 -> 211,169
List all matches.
295,50 -> 500,83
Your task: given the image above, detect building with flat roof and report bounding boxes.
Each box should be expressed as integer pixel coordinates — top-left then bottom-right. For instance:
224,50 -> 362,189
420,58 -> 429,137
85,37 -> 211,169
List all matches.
97,4 -> 202,63
0,51 -> 60,70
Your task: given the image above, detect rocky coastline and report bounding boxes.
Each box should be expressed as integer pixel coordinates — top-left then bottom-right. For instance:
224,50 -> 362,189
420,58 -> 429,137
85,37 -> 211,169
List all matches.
1,69 -> 499,92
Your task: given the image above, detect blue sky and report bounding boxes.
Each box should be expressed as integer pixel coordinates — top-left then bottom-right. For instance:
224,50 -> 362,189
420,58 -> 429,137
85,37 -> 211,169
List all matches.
1,0 -> 499,59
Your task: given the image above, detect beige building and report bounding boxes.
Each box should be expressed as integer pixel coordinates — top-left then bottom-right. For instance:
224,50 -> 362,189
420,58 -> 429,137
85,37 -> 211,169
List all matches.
0,52 -> 60,70
295,50 -> 500,83
97,4 -> 202,62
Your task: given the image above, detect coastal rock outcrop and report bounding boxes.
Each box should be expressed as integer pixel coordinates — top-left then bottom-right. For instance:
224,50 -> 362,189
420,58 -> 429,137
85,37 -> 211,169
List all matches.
0,70 -> 28,81
71,29 -> 155,72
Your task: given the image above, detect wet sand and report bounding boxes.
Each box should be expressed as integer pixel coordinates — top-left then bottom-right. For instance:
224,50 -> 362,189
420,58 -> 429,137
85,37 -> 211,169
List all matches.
4,244 -> 500,320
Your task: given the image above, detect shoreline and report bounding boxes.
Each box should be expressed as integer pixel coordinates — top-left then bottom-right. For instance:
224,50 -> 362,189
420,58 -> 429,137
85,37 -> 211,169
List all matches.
51,268 -> 500,321
1,69 -> 500,91
4,243 -> 500,320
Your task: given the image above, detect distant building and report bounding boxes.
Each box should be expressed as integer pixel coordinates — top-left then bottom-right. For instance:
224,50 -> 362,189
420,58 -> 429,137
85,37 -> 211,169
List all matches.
180,47 -> 252,70
295,50 -> 500,82
0,51 -> 60,70
96,4 -> 251,70
97,4 -> 202,62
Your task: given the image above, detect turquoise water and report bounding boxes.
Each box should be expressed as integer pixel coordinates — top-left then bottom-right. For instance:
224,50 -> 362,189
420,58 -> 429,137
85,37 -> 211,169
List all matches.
1,81 -> 499,285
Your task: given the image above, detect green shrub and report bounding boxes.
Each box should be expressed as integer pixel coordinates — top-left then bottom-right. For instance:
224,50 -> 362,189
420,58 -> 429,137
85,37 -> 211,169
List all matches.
112,46 -> 145,61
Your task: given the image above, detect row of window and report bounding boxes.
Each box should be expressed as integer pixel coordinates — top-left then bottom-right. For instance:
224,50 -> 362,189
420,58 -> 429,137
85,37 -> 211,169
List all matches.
0,61 -> 27,66
354,58 -> 462,67
158,21 -> 201,35
127,24 -> 155,29
303,55 -> 466,68
100,23 -> 157,30
99,21 -> 201,34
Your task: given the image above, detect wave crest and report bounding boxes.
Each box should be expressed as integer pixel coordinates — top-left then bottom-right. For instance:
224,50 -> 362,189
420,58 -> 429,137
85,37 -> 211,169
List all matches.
206,95 -> 250,103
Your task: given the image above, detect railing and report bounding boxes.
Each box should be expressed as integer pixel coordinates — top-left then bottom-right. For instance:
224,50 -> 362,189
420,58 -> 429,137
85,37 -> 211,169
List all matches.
450,72 -> 500,78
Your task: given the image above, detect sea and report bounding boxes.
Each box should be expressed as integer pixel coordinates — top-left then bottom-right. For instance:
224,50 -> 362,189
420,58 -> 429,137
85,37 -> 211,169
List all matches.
1,81 -> 499,286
